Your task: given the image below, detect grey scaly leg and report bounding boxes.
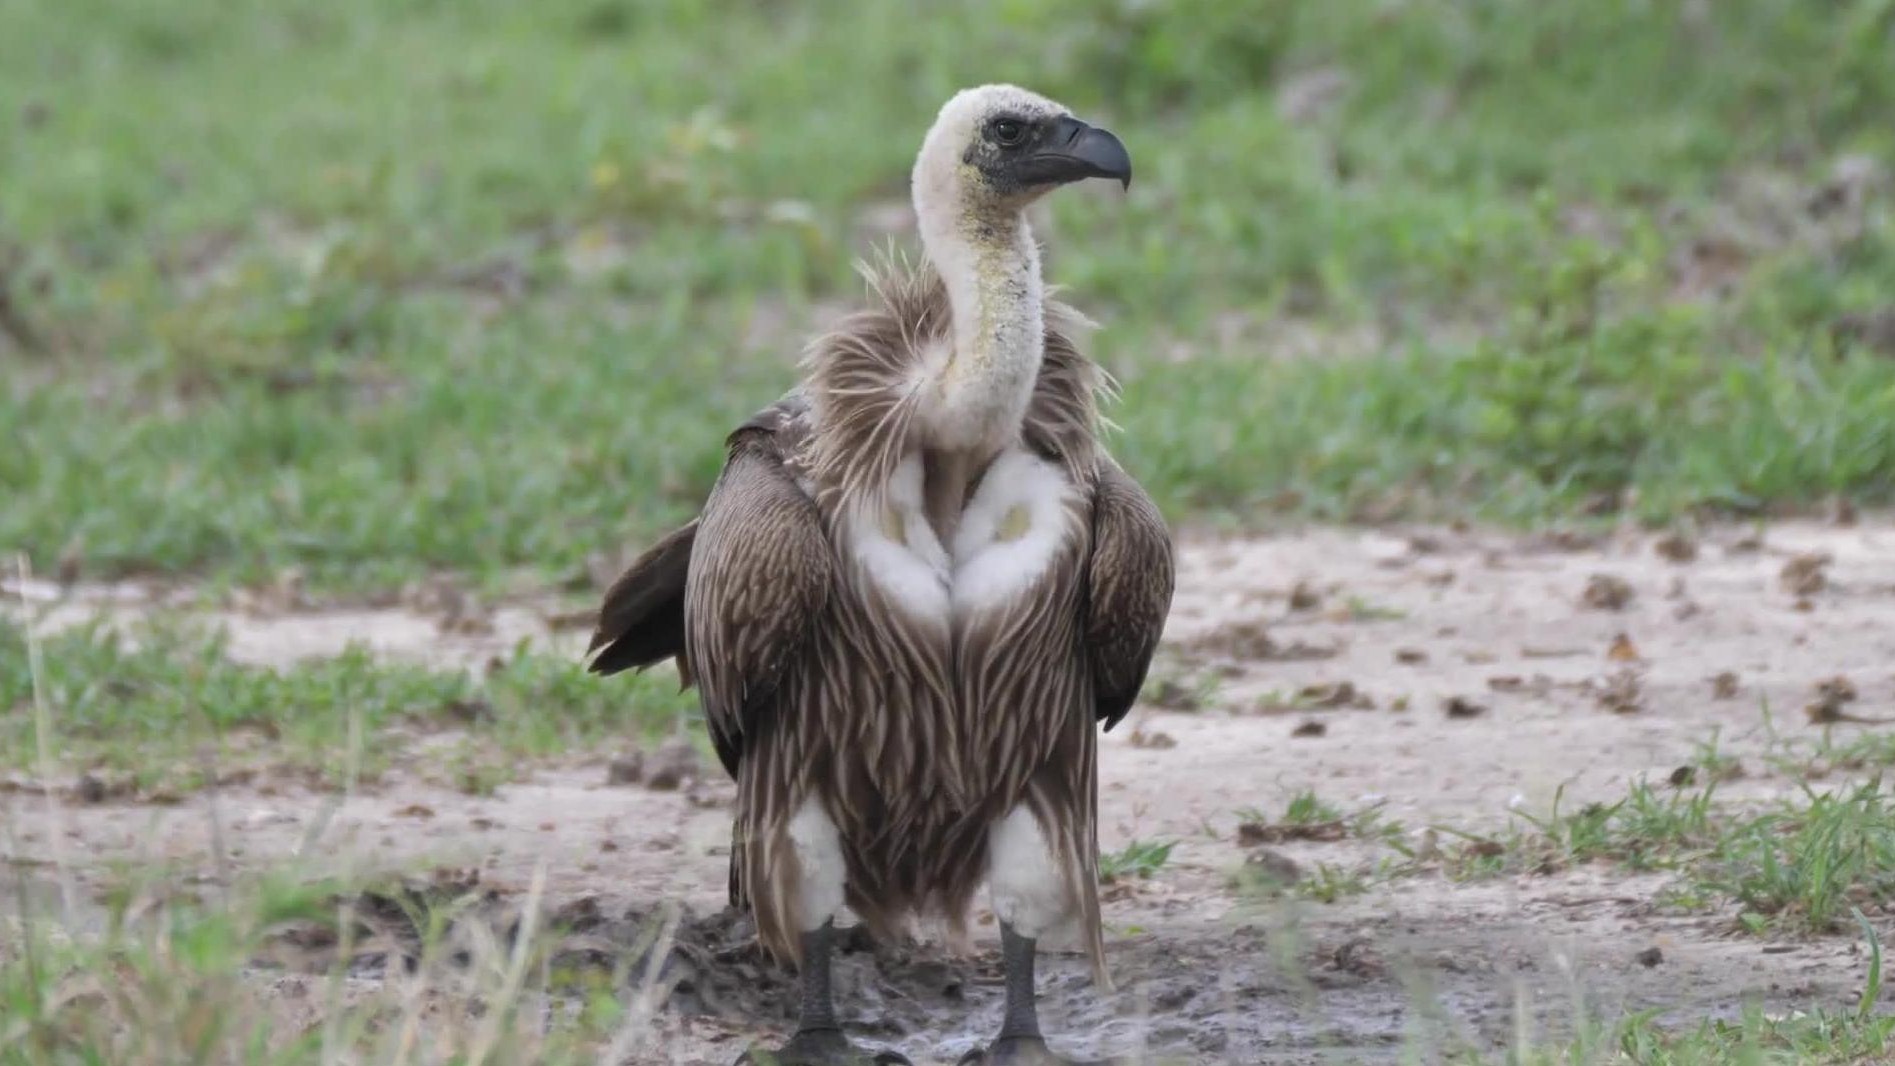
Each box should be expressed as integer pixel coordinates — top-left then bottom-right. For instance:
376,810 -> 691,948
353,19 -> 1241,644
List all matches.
999,921 -> 1045,1040
737,922 -> 911,1066
957,923 -> 1111,1066
797,921 -> 842,1034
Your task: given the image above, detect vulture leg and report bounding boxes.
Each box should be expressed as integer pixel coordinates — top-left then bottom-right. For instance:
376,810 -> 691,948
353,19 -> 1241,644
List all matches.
955,924 -> 1112,1066
742,800 -> 910,1066
958,808 -> 1113,1066
736,923 -> 911,1066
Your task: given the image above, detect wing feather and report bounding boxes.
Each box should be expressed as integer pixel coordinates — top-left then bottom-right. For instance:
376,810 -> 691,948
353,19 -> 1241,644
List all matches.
585,520 -> 696,679
686,433 -> 831,777
1085,461 -> 1174,731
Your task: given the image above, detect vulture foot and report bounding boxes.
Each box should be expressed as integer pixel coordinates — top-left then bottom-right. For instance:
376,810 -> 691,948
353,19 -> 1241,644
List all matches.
955,1036 -> 1112,1066
736,1028 -> 911,1066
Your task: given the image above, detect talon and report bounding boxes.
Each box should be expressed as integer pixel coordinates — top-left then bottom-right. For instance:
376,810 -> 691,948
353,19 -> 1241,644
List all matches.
735,1029 -> 911,1066
957,1036 -> 1112,1066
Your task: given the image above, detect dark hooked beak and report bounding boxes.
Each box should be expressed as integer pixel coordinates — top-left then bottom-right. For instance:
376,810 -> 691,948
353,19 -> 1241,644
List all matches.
1021,116 -> 1132,190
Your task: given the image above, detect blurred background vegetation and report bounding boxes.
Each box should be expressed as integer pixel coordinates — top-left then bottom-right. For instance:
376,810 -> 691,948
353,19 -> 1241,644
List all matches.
3,0 -> 1893,591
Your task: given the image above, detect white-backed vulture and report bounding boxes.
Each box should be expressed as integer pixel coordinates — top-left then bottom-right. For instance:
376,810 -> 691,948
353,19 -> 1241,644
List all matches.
588,84 -> 1175,1066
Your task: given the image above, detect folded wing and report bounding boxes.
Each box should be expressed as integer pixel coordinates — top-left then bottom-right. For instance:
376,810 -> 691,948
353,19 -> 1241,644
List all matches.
685,428 -> 832,776
587,404 -> 830,779
1084,460 -> 1174,731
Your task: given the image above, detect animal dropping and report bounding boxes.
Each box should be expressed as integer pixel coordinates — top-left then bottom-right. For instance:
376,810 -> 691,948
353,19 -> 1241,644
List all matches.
1443,696 -> 1488,719
584,86 -> 1169,1066
1127,728 -> 1177,750
1653,533 -> 1699,563
1597,669 -> 1644,714
1606,633 -> 1643,662
1804,675 -> 1889,725
1779,552 -> 1831,597
1582,573 -> 1635,611
1288,580 -> 1323,611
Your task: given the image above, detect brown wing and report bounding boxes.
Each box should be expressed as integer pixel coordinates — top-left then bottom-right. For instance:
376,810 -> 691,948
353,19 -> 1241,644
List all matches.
684,429 -> 831,777
586,519 -> 696,680
1085,459 -> 1174,732
586,390 -> 815,677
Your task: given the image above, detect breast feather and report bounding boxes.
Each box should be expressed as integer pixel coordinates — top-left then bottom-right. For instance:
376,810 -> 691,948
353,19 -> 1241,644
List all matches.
950,450 -> 1082,615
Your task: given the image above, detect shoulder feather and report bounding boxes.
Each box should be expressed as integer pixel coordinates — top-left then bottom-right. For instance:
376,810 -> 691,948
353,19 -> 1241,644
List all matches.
798,249 -> 945,510
1027,296 -> 1111,479
801,249 -> 1115,500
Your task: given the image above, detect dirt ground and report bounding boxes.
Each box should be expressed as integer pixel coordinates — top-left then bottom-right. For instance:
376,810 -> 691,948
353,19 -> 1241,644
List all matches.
6,521 -> 1895,1064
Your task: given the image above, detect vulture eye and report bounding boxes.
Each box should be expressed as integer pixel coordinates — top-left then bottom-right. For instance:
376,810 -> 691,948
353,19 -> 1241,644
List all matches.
991,118 -> 1026,147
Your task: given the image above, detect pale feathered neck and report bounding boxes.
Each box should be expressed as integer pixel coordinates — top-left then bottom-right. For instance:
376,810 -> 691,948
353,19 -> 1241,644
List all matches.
913,190 -> 1045,455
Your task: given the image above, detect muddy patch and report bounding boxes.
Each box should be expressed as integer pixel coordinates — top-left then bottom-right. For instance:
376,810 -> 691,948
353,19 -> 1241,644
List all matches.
241,868 -> 1874,1065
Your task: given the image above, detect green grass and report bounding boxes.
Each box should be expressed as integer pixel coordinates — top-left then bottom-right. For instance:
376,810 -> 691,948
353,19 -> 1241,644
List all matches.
1434,777 -> 1895,937
1226,771 -> 1895,936
3,0 -> 1894,590
1290,861 -> 1376,904
1469,1001 -> 1895,1065
1475,917 -> 1889,1062
1507,780 -> 1726,873
1235,789 -> 1408,846
0,616 -> 693,793
0,865 -> 638,1064
1098,838 -> 1174,883
1282,789 -> 1345,827
1706,783 -> 1895,935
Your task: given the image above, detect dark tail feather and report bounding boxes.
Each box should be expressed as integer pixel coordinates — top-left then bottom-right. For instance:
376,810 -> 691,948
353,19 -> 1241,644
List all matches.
585,520 -> 697,677
728,830 -> 746,910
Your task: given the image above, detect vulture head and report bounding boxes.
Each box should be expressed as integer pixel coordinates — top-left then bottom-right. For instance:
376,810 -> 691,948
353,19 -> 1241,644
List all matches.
912,84 -> 1132,218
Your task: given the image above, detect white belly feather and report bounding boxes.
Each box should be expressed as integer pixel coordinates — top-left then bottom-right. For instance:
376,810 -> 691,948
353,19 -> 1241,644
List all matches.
950,450 -> 1081,614
846,454 -> 952,620
848,449 -> 1080,621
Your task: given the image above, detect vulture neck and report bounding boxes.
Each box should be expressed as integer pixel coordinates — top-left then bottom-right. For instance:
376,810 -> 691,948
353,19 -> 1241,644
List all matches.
919,201 -> 1043,455
915,198 -> 1044,540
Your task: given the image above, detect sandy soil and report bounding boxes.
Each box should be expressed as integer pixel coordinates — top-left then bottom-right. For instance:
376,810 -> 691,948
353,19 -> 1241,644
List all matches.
5,521 -> 1894,1064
